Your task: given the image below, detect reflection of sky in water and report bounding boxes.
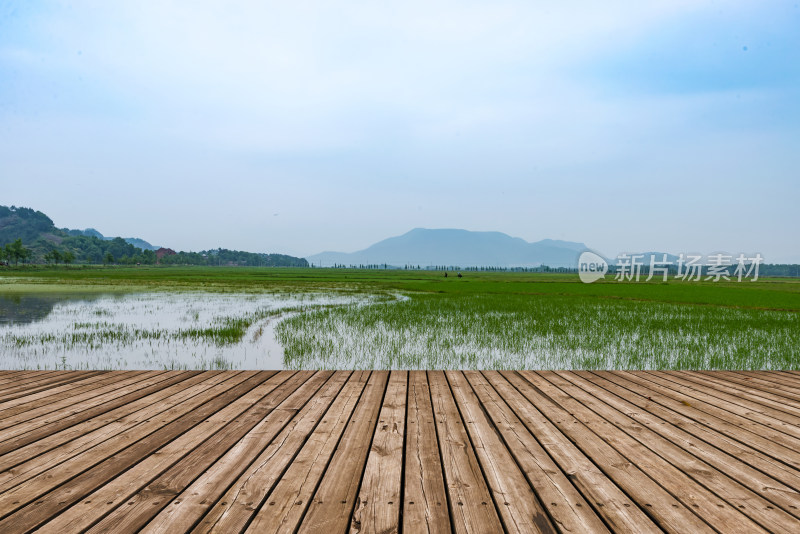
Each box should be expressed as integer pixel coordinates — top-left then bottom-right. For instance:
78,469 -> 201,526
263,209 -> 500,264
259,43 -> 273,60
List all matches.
0,292 -> 372,370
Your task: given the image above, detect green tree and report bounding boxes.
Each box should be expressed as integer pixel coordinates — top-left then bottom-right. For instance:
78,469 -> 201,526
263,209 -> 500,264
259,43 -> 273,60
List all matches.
63,251 -> 75,265
5,238 -> 29,265
104,252 -> 114,265
45,249 -> 63,264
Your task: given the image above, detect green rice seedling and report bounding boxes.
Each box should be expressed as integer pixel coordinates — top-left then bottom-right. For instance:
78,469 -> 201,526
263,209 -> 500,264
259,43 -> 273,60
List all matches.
277,293 -> 800,370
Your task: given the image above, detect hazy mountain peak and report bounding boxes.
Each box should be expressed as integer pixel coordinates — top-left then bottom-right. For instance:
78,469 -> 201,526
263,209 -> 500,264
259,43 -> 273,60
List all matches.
535,238 -> 588,251
307,228 -> 588,267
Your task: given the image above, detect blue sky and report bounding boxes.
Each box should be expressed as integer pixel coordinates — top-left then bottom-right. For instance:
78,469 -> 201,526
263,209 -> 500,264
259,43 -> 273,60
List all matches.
2,1 -> 798,261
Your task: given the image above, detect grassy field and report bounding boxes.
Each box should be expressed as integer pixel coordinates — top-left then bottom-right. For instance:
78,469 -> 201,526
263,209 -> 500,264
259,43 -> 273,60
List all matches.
1,266 -> 799,370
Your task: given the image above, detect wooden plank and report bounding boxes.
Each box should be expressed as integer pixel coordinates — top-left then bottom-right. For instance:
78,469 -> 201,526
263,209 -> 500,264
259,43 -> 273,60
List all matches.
601,372 -> 800,472
573,371 -> 800,514
0,371 -> 147,420
298,371 -> 389,533
660,371 -> 800,427
757,371 -> 800,395
506,371 -> 714,533
0,370 -> 201,456
1,370 -> 798,533
74,372 -> 308,533
447,371 -> 556,533
525,371 -> 769,533
736,370 -> 800,390
351,371 -> 407,534
0,370 -> 108,398
631,372 -> 800,453
32,372 -> 296,533
684,371 -> 800,408
0,370 -> 31,380
142,371 -> 343,533
464,371 -> 610,533
672,371 -> 800,422
402,371 -> 450,534
544,371 -> 800,532
0,371 -> 59,388
0,371 -> 273,529
242,371 -> 371,533
0,371 -> 238,494
0,371 -> 33,384
762,371 -> 800,387
0,373 -> 235,494
0,371 -> 142,423
190,372 -> 351,534
428,370 -> 504,534
0,371 -> 88,397
721,372 -> 800,404
484,372 -> 659,533
0,371 -> 105,403
0,372 -> 205,473
0,371 -> 160,430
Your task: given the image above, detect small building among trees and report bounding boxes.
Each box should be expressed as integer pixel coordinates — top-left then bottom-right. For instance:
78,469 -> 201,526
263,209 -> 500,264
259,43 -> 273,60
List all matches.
155,247 -> 177,262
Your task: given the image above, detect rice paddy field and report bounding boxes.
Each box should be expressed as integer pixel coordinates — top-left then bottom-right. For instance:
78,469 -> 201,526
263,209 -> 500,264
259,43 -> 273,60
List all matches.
1,266 -> 798,370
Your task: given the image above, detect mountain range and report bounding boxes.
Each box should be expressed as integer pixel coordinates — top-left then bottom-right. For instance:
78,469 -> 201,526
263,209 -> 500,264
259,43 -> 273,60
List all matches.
307,228 -> 590,268
6,205 -> 763,270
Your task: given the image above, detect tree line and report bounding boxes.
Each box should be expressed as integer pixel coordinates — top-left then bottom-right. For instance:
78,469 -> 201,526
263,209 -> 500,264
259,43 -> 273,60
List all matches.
157,249 -> 308,267
0,238 -> 308,268
0,205 -> 309,267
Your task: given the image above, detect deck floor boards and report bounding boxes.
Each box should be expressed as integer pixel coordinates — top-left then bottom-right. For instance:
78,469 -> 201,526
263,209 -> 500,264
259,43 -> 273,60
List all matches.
0,370 -> 798,533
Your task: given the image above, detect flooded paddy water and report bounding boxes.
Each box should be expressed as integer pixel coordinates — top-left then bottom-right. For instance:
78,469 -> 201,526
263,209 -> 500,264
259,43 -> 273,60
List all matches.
1,286 -> 797,371
0,291 -> 378,370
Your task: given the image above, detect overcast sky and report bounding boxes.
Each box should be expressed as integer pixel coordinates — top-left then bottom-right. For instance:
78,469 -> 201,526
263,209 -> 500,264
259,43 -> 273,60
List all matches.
2,1 -> 798,261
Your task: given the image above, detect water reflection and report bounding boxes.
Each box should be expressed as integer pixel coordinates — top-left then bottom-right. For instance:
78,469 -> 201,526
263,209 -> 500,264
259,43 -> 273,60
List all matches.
0,291 -> 375,370
0,293 -> 104,326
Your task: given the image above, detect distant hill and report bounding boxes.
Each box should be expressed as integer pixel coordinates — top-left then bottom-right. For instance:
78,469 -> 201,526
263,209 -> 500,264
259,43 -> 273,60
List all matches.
0,206 -> 139,263
0,205 -> 308,267
0,206 -> 57,245
63,228 -> 159,251
307,228 -> 590,268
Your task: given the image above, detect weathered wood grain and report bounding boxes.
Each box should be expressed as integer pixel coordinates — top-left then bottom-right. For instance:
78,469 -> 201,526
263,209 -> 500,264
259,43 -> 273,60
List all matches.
0,370 -> 798,534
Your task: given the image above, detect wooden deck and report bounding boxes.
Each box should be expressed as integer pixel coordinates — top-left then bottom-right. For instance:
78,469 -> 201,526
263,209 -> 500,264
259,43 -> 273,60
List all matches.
0,371 -> 799,533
